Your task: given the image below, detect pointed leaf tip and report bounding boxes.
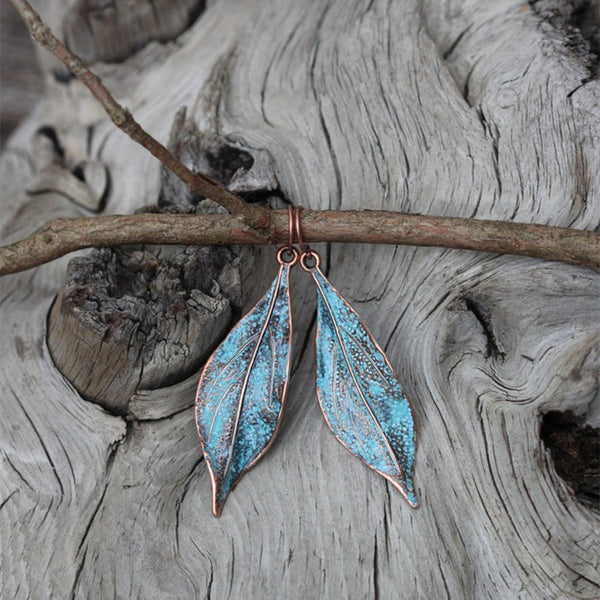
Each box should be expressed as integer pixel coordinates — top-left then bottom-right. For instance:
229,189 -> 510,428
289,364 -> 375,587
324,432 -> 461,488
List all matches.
196,265 -> 293,515
311,267 -> 418,508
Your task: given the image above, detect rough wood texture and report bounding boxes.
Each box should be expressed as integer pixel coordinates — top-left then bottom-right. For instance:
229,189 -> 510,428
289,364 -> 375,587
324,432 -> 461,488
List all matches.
47,244 -> 238,414
1,1 -> 599,599
46,112 -> 246,414
64,0 -> 206,65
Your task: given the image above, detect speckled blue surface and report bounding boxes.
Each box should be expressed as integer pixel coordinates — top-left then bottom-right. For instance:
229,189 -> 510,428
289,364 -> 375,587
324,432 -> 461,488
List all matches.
195,265 -> 292,516
311,267 -> 418,507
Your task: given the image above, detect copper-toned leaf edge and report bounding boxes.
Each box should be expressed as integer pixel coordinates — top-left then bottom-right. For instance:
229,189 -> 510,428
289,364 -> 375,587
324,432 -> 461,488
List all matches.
195,263 -> 293,517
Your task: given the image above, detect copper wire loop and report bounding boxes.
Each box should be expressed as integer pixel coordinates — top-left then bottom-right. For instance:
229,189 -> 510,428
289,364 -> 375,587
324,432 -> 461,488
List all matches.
293,206 -> 309,254
287,205 -> 294,250
276,206 -> 296,263
300,249 -> 320,271
276,245 -> 299,266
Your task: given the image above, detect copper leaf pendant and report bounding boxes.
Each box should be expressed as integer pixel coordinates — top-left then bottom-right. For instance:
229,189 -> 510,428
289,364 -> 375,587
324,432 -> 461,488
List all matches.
309,262 -> 418,507
195,262 -> 293,516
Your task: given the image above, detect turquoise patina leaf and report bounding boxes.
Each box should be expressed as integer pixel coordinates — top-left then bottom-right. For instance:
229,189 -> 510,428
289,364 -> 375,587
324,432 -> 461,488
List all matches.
195,264 -> 293,516
311,267 -> 418,507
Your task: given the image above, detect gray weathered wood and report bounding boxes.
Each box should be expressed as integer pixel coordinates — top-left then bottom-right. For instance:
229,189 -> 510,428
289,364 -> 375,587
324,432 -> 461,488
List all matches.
0,0 -> 42,146
1,0 -> 599,599
64,0 -> 206,64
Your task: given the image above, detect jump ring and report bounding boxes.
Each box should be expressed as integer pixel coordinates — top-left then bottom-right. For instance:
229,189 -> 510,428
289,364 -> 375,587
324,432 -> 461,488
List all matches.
277,246 -> 299,266
300,250 -> 320,271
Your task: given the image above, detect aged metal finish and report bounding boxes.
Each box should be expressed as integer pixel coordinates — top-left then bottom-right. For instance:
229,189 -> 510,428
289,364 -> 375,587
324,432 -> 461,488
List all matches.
306,252 -> 418,507
195,254 -> 296,517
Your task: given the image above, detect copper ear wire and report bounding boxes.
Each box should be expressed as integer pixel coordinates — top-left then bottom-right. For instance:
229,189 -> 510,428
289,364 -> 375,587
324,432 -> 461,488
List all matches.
293,206 -> 309,255
276,205 -> 299,265
287,205 -> 294,251
277,205 -> 319,269
294,206 -> 321,272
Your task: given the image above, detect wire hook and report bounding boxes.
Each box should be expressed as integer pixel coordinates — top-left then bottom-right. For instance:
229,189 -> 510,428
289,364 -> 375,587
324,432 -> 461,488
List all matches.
293,206 -> 309,254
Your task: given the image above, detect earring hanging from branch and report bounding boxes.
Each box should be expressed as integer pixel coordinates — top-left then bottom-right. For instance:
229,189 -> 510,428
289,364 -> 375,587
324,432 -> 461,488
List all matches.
194,207 -> 418,516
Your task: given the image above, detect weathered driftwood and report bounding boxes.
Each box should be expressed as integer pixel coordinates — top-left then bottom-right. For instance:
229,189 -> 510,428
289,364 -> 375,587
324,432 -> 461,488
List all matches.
64,0 -> 206,65
46,111 -> 245,415
1,1 -> 599,599
0,0 -> 41,146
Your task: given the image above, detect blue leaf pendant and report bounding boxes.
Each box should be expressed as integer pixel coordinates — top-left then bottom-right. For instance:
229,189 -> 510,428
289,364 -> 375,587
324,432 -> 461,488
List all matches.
195,256 -> 294,516
306,257 -> 418,507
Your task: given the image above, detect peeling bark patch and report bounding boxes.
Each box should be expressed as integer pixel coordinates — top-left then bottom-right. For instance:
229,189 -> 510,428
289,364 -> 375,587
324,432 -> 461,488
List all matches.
541,410 -> 600,509
64,0 -> 206,65
47,243 -> 241,415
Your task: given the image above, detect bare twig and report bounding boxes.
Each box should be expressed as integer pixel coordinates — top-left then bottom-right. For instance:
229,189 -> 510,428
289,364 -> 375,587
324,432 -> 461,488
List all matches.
7,0 -> 269,228
4,1 -> 599,278
1,210 -> 598,275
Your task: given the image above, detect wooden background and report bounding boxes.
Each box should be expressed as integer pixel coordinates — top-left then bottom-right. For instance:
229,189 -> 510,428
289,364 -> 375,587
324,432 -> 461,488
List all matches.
1,0 -> 599,598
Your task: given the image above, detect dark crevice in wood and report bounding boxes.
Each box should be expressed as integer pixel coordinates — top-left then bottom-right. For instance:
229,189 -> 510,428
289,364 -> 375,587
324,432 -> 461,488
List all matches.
36,126 -> 65,160
129,402 -> 195,424
476,108 -> 502,205
71,164 -> 86,183
204,145 -> 254,186
530,0 -> 600,82
70,434 -> 122,598
540,410 -> 600,510
238,188 -> 285,205
464,296 -> 506,360
159,108 -> 269,211
52,69 -> 74,84
26,127 -> 111,214
373,533 -> 379,600
442,25 -> 473,61
571,1 -> 600,76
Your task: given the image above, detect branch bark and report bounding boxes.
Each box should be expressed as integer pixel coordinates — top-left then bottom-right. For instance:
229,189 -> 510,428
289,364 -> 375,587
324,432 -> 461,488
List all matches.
7,0 -> 269,227
1,210 -> 598,274
7,0 -> 598,280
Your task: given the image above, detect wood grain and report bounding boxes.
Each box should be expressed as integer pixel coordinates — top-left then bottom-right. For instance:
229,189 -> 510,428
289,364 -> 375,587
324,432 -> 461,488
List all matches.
1,0 -> 599,598
64,0 -> 206,65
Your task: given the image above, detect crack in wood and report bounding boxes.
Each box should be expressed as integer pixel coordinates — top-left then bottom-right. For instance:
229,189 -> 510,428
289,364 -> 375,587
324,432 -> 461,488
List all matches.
464,296 -> 506,360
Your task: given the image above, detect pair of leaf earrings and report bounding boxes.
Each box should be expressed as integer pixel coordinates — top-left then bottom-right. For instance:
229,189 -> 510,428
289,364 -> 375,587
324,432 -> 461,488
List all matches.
195,207 -> 418,516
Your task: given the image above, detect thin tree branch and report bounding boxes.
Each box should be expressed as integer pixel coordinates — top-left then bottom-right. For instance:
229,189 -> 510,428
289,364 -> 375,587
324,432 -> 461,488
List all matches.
4,1 -> 599,278
1,210 -> 598,275
7,0 -> 269,229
